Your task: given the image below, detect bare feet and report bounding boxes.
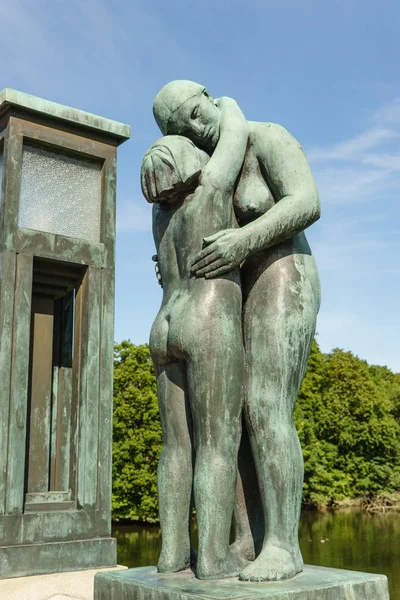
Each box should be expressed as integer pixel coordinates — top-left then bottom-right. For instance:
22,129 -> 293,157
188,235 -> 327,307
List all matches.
197,549 -> 249,580
157,548 -> 191,573
239,543 -> 303,582
230,535 -> 256,561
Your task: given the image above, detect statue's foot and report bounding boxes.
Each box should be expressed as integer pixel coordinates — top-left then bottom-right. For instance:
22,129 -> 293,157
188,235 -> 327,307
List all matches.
157,549 -> 190,573
197,550 -> 249,580
239,543 -> 303,582
230,535 -> 255,561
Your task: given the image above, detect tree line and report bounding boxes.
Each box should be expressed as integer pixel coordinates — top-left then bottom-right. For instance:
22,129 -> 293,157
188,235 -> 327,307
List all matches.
112,340 -> 400,522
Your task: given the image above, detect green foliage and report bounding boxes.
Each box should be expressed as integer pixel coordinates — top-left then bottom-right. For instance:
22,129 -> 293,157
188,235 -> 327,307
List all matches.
112,341 -> 162,522
295,341 -> 400,506
113,340 -> 400,520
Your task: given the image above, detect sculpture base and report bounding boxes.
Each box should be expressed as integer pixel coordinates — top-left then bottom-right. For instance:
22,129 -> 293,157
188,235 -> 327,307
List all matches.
0,537 -> 116,579
94,565 -> 390,600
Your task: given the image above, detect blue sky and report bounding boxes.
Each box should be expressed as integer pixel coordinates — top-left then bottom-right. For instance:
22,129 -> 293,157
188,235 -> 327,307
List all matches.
1,0 -> 399,371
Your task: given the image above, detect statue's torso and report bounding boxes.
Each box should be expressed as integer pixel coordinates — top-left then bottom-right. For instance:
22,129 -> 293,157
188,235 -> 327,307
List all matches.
153,186 -> 239,292
233,121 -> 316,293
150,187 -> 242,364
234,124 -> 275,225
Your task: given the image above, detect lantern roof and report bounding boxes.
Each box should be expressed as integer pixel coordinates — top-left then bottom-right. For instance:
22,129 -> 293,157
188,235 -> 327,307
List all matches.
0,88 -> 130,145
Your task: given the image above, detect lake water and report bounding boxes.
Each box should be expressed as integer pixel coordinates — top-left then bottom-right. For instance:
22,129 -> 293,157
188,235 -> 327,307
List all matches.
113,509 -> 399,598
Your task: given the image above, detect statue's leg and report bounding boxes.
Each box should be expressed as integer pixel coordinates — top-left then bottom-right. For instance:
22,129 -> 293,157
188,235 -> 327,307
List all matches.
156,361 -> 193,573
239,250 -> 320,582
186,316 -> 247,579
231,420 -> 264,561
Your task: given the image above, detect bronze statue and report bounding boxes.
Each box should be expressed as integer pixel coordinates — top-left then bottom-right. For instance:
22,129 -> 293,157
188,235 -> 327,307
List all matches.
141,97 -> 249,579
142,81 -> 321,582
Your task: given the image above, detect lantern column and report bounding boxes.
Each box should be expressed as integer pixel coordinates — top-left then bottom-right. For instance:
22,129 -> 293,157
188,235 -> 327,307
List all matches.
0,88 -> 130,578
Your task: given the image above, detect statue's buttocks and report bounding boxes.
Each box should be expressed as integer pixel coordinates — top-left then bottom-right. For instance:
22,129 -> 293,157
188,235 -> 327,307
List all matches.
147,81 -> 322,582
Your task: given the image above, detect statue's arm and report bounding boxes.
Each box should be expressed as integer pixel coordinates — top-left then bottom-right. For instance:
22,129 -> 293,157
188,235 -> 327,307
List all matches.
191,123 -> 320,278
241,123 -> 320,255
199,97 -> 248,194
152,204 -> 165,287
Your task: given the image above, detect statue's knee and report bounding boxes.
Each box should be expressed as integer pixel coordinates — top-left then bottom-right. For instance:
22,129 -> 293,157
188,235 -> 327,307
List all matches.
248,412 -> 295,442
162,442 -> 192,467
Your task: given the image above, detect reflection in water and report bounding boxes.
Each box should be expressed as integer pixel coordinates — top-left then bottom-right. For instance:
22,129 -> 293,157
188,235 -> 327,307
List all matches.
113,523 -> 162,569
299,510 -> 399,598
113,510 -> 399,599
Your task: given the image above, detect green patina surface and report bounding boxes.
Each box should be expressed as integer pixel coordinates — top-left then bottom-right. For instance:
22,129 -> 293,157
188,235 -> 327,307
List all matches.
0,90 -> 129,578
141,80 -> 321,581
94,565 -> 390,600
0,88 -> 130,143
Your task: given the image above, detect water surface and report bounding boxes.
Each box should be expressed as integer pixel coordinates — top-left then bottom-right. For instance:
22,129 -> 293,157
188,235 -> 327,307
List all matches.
113,509 -> 399,598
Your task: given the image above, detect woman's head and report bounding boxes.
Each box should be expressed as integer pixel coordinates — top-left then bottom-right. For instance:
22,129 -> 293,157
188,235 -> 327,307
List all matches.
141,135 -> 209,204
153,80 -> 220,152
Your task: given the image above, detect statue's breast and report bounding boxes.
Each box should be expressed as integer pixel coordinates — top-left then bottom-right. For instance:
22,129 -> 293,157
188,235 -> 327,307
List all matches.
234,147 -> 275,225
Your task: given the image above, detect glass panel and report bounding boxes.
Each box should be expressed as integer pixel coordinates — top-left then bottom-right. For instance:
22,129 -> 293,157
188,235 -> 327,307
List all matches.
19,144 -> 102,242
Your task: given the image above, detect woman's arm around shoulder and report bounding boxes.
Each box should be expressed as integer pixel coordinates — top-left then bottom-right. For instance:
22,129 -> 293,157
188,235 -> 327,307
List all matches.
240,122 -> 320,255
200,97 -> 248,193
191,122 -> 321,277
254,122 -> 320,216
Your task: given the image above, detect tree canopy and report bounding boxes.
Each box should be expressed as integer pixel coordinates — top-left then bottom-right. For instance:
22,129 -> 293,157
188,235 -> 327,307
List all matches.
113,340 -> 400,521
296,341 -> 400,506
112,342 -> 162,522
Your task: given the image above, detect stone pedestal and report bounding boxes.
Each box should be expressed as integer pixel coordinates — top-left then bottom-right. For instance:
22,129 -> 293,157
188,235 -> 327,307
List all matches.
94,565 -> 390,600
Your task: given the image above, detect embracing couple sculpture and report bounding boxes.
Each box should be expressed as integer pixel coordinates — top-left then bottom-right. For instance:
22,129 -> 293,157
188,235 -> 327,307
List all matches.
140,81 -> 321,582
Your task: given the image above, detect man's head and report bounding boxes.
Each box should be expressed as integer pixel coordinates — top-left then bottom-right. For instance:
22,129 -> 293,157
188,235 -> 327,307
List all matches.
153,80 -> 220,152
141,135 -> 209,204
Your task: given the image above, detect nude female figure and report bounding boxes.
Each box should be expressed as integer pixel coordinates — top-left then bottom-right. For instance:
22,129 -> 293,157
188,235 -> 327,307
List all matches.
152,81 -> 321,582
141,97 -> 249,579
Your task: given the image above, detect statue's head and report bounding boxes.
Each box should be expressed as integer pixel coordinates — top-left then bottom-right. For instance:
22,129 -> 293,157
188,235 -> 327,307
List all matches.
141,135 -> 209,204
153,80 -> 220,152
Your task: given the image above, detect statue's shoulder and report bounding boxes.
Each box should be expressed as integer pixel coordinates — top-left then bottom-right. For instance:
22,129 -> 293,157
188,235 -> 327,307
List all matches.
249,121 -> 291,141
249,121 -> 303,157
